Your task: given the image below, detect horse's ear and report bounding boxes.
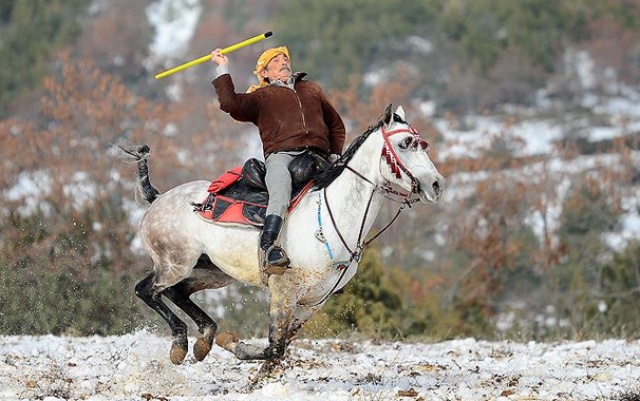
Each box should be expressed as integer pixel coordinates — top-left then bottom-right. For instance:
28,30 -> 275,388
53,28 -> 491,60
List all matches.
383,104 -> 393,126
395,105 -> 406,120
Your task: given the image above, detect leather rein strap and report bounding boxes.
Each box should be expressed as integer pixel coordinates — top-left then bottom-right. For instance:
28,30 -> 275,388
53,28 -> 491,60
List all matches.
310,126 -> 419,306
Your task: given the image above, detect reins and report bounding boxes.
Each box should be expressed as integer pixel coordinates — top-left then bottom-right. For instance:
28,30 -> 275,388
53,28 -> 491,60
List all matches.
309,125 -> 422,306
335,125 -> 424,254
325,166 -> 414,254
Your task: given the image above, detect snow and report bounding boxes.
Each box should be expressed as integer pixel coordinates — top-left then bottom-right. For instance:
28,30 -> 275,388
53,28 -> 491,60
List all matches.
435,116 -> 566,159
3,170 -> 53,216
146,0 -> 202,60
407,35 -> 433,54
145,0 -> 203,102
2,331 -> 640,400
5,171 -> 51,203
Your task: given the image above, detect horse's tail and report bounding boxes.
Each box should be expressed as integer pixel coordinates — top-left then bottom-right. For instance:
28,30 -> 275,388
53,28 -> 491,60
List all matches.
119,144 -> 160,205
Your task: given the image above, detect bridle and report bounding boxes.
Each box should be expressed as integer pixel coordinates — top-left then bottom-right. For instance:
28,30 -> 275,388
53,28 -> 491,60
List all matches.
337,123 -> 430,248
309,123 -> 430,306
344,124 -> 429,201
380,124 -> 423,195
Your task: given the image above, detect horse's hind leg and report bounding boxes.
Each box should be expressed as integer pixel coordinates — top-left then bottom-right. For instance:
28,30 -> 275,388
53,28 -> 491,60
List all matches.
163,283 -> 216,361
135,273 -> 190,364
162,261 -> 235,362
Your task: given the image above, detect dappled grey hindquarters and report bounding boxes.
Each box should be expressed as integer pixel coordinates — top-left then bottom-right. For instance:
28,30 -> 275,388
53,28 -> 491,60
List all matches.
1,332 -> 640,401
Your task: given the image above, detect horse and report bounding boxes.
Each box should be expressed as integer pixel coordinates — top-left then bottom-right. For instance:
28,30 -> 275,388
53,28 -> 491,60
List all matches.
123,104 -> 446,379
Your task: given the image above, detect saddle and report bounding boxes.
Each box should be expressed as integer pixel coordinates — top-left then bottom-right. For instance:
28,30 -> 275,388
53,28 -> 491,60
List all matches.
194,151 -> 329,227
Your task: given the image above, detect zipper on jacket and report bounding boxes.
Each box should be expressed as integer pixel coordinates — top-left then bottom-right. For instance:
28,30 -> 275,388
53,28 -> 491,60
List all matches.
294,92 -> 308,135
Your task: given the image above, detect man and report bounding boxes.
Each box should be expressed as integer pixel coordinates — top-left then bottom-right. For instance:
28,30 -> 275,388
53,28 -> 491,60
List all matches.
210,46 -> 345,272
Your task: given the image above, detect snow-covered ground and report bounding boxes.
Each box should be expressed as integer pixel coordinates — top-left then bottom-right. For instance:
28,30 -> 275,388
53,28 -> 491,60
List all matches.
2,331 -> 639,400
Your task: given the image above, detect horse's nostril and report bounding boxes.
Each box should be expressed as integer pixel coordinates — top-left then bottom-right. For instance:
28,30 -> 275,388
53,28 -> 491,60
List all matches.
433,181 -> 440,194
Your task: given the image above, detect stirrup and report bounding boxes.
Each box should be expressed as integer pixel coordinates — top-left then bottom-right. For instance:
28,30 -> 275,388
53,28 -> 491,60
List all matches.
263,246 -> 290,275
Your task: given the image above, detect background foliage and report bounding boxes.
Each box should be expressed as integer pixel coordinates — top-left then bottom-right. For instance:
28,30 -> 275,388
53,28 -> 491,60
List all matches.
1,0 -> 640,341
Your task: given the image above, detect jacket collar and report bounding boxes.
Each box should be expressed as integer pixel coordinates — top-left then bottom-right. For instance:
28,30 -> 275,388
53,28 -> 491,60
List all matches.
269,72 -> 307,88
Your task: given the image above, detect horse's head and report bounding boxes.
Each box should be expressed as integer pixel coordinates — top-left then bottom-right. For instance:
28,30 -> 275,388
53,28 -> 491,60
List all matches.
377,104 -> 446,203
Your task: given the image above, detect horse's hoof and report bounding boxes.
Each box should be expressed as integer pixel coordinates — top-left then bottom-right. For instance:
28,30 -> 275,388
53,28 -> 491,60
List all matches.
170,342 -> 188,365
193,326 -> 216,362
215,332 -> 239,350
193,337 -> 212,361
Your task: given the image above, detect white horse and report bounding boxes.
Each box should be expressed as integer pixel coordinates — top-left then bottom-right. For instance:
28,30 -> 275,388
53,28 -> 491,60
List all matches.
124,105 -> 446,379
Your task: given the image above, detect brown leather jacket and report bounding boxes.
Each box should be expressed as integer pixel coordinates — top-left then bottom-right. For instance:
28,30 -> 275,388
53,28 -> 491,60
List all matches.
212,72 -> 345,157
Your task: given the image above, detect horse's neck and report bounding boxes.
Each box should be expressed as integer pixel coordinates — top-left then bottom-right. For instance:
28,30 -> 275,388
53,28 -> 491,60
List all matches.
323,141 -> 385,240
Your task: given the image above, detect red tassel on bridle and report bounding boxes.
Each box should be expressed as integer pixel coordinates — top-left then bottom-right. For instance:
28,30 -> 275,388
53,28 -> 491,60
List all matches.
380,125 -> 424,190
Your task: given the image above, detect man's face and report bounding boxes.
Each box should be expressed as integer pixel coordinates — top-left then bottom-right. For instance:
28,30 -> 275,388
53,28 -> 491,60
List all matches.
262,53 -> 291,83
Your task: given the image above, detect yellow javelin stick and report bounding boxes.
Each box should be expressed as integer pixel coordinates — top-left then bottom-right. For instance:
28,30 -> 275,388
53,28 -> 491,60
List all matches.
154,31 -> 273,79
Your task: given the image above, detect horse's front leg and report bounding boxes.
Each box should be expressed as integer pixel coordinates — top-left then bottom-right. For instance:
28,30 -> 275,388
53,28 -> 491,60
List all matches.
216,276 -> 296,362
252,304 -> 318,382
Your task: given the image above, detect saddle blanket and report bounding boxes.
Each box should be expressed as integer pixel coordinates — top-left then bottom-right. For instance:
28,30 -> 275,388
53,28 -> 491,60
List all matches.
194,167 -> 312,227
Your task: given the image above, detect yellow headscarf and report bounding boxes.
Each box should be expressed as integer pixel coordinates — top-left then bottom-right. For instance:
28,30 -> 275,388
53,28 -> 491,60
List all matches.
246,46 -> 290,93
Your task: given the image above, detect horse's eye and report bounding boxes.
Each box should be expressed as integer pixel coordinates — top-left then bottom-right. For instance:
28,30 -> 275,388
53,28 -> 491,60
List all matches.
398,136 -> 413,150
420,140 -> 430,151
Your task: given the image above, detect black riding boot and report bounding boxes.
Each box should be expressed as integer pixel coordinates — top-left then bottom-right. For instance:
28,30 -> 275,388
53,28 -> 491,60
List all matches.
260,214 -> 290,270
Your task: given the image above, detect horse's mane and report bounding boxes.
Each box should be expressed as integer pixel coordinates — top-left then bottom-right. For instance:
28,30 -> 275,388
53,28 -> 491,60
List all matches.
312,112 -> 410,191
312,121 -> 383,191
